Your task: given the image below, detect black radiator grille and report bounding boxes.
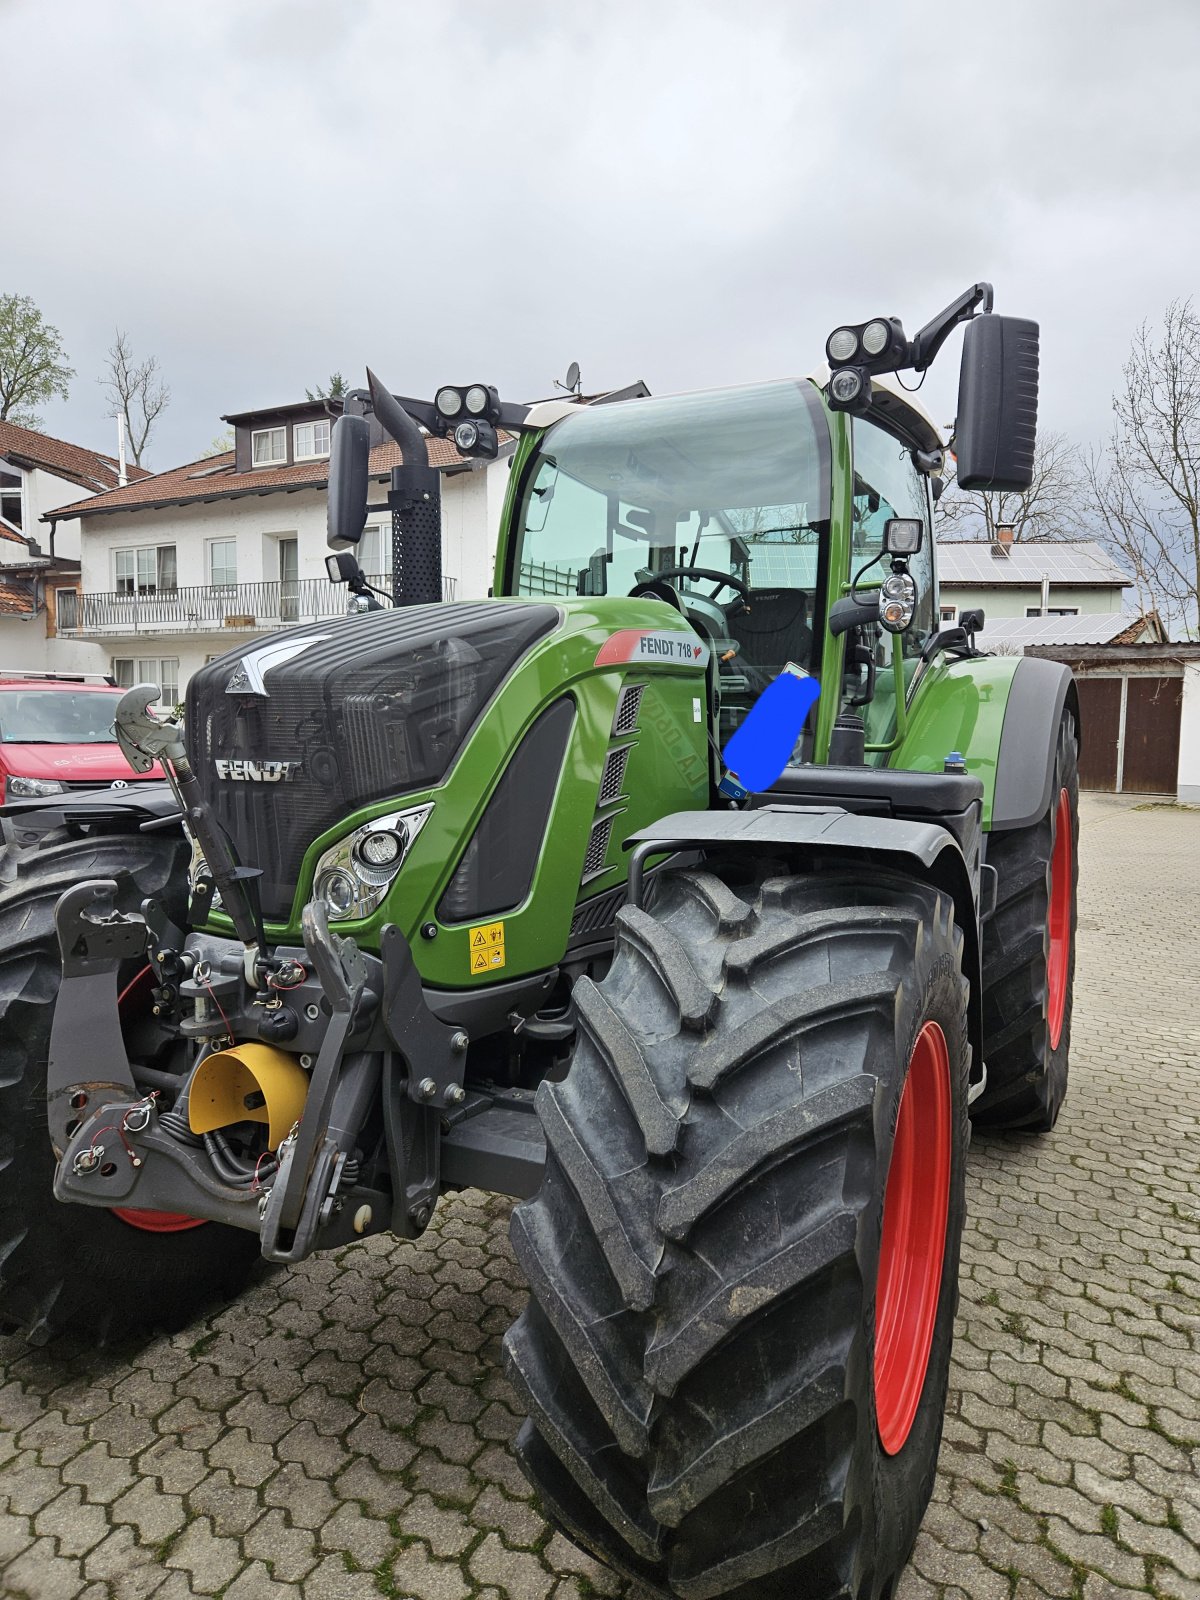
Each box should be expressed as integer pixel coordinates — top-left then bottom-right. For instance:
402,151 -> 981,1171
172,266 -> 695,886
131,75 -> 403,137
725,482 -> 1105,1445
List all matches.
612,682 -> 645,736
186,603 -> 558,919
583,813 -> 616,880
598,743 -> 633,806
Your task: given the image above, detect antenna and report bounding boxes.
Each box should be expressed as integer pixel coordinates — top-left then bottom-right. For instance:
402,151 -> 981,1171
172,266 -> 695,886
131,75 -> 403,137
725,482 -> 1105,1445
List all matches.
554,361 -> 582,397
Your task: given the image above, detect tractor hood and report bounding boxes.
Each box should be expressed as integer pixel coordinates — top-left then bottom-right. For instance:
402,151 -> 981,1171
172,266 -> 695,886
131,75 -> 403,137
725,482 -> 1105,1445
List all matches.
186,602 -> 559,919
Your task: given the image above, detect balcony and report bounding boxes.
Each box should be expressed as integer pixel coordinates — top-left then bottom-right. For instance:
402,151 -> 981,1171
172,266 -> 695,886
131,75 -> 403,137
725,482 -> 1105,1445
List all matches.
57,575 -> 458,637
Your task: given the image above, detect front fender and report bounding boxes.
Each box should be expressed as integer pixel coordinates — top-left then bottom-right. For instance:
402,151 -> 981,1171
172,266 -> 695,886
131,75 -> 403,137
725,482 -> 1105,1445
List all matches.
626,806 -> 984,1095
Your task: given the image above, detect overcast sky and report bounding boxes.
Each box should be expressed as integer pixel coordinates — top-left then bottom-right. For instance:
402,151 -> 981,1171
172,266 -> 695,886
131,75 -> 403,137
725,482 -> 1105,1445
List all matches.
8,0 -> 1200,473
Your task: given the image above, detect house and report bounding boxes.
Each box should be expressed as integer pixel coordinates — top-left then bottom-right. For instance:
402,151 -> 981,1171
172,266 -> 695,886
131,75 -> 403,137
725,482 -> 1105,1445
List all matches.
0,419 -> 149,673
44,397 -> 514,705
935,526 -> 1161,648
936,527 -> 1193,798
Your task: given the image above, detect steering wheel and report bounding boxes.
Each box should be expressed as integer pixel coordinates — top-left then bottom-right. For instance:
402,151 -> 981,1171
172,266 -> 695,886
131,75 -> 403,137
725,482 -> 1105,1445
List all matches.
628,566 -> 751,611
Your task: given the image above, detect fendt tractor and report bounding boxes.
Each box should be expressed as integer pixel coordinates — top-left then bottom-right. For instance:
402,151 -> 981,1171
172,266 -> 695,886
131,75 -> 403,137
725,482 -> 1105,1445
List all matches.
0,284 -> 1077,1600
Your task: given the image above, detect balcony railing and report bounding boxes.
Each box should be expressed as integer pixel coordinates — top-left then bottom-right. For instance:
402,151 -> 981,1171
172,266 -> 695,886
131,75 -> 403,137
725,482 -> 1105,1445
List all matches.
58,575 -> 458,636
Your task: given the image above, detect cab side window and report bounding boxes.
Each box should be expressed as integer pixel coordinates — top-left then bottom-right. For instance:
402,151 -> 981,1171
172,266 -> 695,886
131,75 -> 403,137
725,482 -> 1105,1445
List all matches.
850,418 -> 935,679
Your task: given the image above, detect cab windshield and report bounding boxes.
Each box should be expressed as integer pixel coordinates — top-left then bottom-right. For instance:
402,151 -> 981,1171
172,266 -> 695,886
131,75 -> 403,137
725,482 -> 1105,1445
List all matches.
511,380 -> 831,679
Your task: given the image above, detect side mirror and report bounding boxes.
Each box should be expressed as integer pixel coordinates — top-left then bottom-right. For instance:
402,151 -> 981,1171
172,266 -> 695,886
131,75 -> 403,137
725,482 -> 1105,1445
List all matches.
326,414 -> 371,547
959,607 -> 985,635
954,315 -> 1039,491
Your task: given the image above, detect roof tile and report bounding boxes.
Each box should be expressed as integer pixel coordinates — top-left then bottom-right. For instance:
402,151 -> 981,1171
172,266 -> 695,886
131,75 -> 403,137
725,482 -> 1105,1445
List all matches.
0,420 -> 151,496
46,435 -> 505,522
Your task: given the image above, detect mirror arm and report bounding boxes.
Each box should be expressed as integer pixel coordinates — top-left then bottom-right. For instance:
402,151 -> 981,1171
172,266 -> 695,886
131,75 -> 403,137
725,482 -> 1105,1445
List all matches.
909,282 -> 994,371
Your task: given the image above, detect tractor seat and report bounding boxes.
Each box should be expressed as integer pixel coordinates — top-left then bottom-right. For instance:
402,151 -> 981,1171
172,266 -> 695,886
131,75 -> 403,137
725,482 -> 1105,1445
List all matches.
728,588 -> 814,676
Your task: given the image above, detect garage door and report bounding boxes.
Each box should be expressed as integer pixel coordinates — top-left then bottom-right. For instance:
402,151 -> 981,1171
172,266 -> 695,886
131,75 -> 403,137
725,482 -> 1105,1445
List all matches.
1122,676 -> 1183,794
1076,678 -> 1121,791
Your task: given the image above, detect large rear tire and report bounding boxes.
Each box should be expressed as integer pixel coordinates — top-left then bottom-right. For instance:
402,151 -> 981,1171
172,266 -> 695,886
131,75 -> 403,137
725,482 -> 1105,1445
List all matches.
0,829 -> 261,1344
974,710 -> 1079,1131
504,861 -> 970,1600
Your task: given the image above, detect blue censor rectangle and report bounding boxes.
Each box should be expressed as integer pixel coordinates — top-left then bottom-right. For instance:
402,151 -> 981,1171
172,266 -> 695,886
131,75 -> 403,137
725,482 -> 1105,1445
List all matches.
722,663 -> 821,794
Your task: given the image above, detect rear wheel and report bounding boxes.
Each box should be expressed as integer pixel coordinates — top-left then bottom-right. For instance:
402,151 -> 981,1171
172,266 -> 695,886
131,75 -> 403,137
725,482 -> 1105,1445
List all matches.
0,829 -> 261,1344
504,861 -> 970,1600
975,710 -> 1079,1131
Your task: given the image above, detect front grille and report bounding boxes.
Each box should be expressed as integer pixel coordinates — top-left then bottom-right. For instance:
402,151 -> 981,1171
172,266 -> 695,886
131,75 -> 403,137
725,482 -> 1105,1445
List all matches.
612,682 -> 645,736
583,813 -> 616,880
598,743 -> 633,806
186,603 -> 558,919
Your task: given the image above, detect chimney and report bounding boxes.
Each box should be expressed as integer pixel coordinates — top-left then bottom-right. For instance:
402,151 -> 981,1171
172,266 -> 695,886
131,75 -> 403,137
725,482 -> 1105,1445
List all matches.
115,415 -> 128,488
996,523 -> 1014,545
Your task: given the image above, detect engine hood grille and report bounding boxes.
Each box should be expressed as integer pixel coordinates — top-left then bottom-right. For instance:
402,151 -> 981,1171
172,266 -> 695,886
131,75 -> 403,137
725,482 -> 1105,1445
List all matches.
186,602 -> 559,919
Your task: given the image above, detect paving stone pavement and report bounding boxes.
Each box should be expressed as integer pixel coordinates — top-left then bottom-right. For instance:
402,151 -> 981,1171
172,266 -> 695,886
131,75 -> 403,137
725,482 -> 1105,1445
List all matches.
1,794 -> 1197,1600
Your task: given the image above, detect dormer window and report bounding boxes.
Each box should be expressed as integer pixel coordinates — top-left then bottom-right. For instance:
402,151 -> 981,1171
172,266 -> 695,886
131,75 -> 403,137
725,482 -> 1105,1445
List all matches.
294,419 -> 330,460
252,427 -> 287,467
0,468 -> 23,533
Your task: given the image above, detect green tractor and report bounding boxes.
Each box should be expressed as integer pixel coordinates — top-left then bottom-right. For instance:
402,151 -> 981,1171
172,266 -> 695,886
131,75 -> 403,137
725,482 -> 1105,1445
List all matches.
0,284 -> 1077,1600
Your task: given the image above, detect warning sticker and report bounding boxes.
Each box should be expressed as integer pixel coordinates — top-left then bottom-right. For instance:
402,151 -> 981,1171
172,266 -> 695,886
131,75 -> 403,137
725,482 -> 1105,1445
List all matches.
468,920 -> 506,975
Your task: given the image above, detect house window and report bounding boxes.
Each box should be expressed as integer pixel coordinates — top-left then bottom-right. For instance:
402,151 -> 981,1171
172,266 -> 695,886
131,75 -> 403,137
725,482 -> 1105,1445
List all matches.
1025,606 -> 1081,618
940,604 -> 957,623
56,588 -> 79,630
209,539 -> 238,589
112,656 -> 180,707
293,419 -> 330,460
0,468 -> 22,533
359,522 -> 393,581
115,545 -> 177,595
252,427 -> 287,466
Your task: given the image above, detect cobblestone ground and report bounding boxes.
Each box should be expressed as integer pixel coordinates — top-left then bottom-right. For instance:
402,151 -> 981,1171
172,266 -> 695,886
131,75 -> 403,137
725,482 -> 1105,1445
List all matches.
1,795 -> 1197,1600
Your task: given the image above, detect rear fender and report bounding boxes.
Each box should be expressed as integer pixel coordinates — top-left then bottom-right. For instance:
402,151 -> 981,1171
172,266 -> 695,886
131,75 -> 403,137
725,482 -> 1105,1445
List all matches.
626,806 -> 984,1093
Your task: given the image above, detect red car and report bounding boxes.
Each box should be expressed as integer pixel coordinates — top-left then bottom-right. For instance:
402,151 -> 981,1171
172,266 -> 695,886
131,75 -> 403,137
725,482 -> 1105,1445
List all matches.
0,672 -> 163,800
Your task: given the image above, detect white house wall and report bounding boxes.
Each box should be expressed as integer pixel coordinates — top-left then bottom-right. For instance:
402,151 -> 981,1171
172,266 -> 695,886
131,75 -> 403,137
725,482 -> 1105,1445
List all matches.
937,581 -> 1127,619
0,466 -> 86,565
1179,663 -> 1200,805
0,618 -> 107,675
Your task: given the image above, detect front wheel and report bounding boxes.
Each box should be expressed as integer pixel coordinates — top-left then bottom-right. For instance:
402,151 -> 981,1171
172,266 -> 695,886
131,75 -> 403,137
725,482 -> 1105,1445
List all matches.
504,861 -> 970,1600
0,829 -> 261,1344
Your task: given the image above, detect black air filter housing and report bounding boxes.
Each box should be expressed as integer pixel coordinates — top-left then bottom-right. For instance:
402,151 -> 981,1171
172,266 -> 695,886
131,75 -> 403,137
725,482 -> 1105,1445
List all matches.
186,602 -> 558,919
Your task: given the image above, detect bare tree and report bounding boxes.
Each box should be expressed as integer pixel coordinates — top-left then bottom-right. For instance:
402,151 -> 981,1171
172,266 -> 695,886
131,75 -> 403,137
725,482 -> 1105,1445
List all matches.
100,330 -> 170,467
0,292 -> 74,428
936,429 -> 1086,542
1085,300 -> 1200,635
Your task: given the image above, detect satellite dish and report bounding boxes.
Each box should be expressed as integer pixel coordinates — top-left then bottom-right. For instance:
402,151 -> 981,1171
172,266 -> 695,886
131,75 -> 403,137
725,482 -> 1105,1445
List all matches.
565,361 -> 581,394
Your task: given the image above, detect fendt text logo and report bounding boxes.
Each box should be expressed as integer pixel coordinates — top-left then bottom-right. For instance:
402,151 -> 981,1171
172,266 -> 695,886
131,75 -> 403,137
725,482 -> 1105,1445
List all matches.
214,759 -> 300,783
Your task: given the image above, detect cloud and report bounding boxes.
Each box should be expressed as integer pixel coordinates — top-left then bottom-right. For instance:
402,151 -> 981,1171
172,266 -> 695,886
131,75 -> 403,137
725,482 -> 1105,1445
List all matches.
7,0 -> 1199,470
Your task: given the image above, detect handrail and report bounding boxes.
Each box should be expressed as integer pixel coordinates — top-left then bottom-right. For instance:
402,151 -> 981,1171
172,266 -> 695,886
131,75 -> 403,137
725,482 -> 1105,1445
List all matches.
56,575 -> 457,634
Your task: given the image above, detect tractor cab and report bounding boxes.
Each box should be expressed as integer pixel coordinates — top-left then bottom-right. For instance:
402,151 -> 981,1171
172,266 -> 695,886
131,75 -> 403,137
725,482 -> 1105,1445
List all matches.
504,378 -> 831,749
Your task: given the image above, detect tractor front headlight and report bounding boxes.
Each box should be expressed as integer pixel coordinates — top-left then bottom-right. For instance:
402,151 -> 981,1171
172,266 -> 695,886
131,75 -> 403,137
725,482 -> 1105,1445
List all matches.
879,571 -> 918,632
312,803 -> 433,921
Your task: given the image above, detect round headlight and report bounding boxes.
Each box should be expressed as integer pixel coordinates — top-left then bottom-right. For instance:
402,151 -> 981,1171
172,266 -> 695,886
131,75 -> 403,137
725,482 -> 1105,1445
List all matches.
318,869 -> 357,919
356,828 -> 404,868
827,327 -> 859,363
879,571 -> 917,632
830,369 -> 864,404
464,385 -> 489,416
861,319 -> 891,357
454,420 -> 479,452
435,387 -> 462,417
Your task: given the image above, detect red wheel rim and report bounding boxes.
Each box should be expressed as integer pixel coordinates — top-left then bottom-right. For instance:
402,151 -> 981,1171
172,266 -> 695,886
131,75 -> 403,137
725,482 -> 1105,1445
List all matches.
1046,787 -> 1072,1051
874,1019 -> 952,1456
111,966 -> 207,1236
